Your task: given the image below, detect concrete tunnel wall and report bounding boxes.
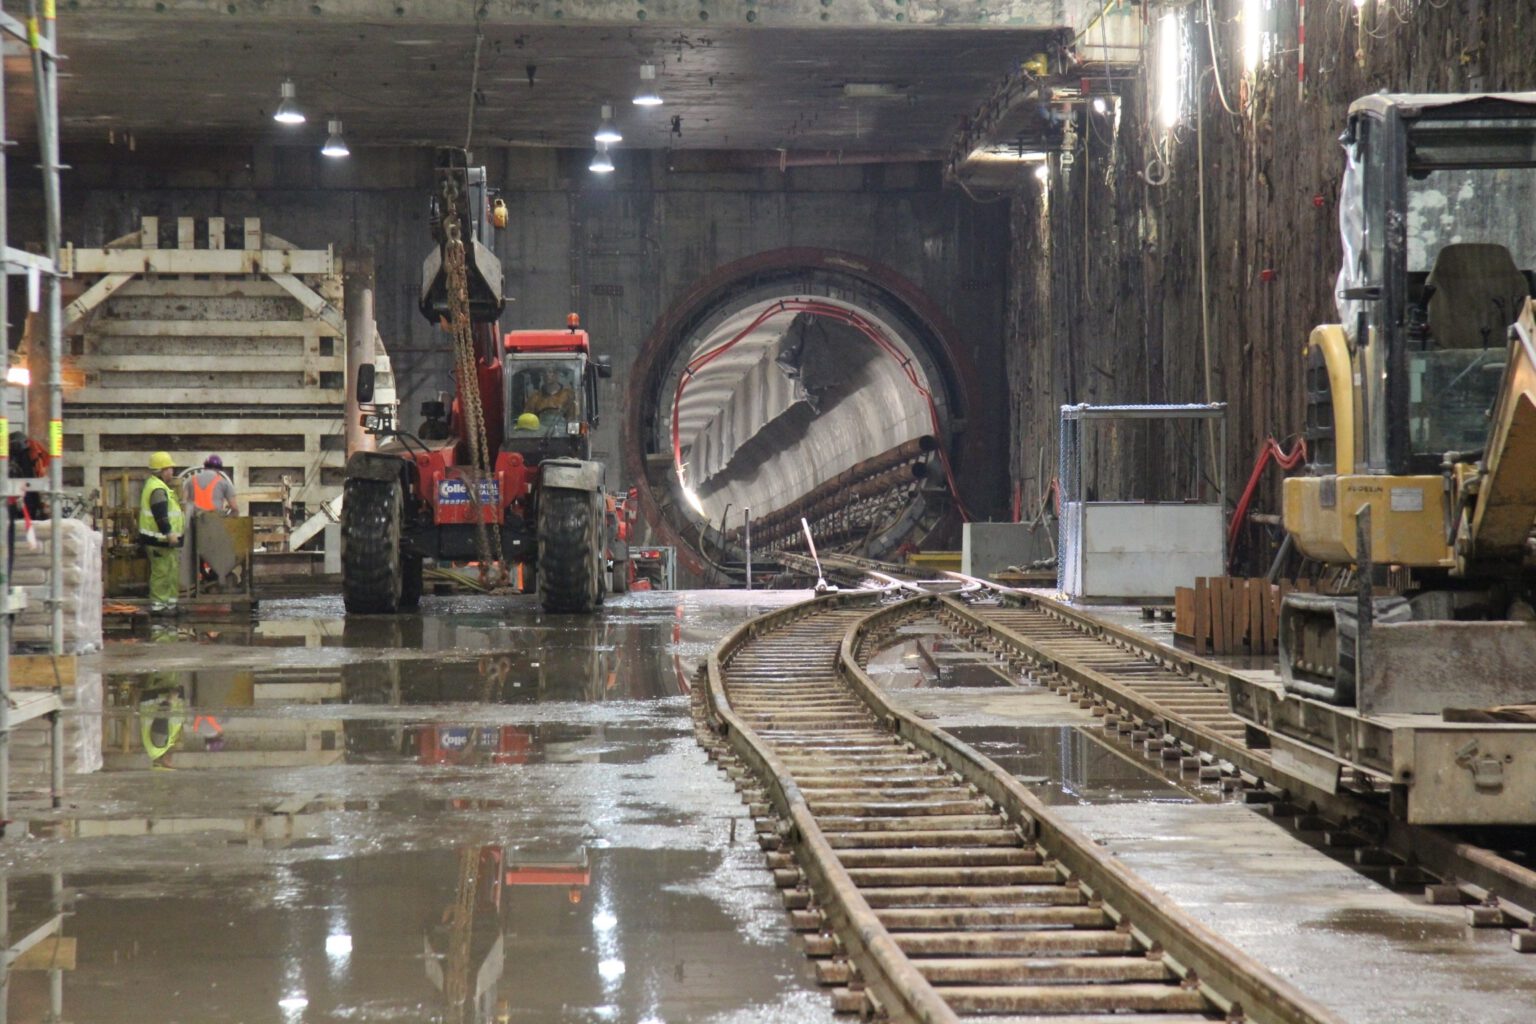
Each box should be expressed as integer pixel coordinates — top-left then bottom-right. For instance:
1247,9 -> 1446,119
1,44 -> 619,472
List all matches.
15,144 -> 1012,534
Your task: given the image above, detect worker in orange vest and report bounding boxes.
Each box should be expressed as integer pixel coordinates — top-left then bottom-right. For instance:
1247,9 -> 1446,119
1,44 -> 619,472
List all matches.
185,454 -> 239,516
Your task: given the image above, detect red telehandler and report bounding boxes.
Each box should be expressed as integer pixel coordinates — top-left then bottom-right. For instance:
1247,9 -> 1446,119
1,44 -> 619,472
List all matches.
343,148 -> 621,613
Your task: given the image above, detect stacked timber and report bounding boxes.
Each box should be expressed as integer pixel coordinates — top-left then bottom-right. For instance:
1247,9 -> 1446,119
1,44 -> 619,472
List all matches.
1173,576 -> 1319,657
60,216 -> 348,545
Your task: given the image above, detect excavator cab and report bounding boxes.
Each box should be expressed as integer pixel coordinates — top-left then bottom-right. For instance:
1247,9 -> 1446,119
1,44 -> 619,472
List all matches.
501,327 -> 610,463
1280,93 -> 1536,706
1335,96 -> 1536,473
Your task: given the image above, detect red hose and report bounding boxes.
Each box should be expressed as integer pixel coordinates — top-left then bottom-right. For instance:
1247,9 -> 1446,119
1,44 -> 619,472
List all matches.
670,298 -> 972,521
1227,437 -> 1308,571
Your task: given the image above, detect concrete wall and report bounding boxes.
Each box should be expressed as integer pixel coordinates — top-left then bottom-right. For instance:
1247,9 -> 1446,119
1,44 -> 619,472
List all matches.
1006,0 -> 1536,573
20,144 -> 1010,517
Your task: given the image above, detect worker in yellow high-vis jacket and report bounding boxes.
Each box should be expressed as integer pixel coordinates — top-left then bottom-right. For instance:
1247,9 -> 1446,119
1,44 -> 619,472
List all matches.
139,451 -> 184,614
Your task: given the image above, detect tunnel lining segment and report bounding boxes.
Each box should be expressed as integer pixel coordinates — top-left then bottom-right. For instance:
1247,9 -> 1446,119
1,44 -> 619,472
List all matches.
626,248 -> 980,576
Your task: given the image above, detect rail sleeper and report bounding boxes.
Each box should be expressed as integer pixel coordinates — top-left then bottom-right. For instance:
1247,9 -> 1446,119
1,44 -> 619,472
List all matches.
704,591 -> 1340,1024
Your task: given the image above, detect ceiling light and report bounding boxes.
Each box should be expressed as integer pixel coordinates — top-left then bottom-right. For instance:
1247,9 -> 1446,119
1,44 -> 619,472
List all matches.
589,143 -> 615,174
1091,96 -> 1108,115
273,79 -> 305,125
1155,10 -> 1185,130
633,64 -> 663,107
1241,0 -> 1266,74
321,119 -> 349,158
594,104 -> 622,144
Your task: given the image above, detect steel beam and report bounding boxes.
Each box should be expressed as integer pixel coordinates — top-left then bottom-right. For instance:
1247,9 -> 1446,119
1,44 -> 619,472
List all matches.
65,0 -> 1099,29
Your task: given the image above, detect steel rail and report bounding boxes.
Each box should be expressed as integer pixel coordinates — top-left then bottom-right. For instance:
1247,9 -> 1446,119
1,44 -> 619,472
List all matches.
701,589 -> 1342,1023
941,589 -> 1536,950
703,590 -> 957,1022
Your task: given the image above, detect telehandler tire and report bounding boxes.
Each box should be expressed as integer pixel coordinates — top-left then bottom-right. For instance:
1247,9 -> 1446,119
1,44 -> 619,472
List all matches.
341,476 -> 404,614
538,488 -> 601,613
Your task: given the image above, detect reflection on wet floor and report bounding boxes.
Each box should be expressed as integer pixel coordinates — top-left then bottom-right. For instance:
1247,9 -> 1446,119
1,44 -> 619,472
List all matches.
97,594 -> 749,773
4,844 -> 820,1023
953,725 -> 1193,806
864,619 -> 1018,690
4,591 -> 838,1023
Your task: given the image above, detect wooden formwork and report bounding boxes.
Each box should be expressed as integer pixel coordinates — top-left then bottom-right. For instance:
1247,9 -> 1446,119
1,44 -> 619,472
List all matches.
61,216 -> 347,538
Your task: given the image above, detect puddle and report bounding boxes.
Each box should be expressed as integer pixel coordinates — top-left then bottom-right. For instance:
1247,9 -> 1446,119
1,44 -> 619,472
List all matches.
951,725 -> 1193,806
864,627 -> 1017,690
8,591 -> 838,1021
1307,906 -> 1473,949
1,844 -> 829,1023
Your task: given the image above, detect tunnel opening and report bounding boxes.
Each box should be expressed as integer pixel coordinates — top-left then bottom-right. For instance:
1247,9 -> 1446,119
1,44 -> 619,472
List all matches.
626,250 -> 975,579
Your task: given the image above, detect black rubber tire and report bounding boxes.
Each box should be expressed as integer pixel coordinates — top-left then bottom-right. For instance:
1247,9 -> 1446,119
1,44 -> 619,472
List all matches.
610,558 -> 628,595
537,488 -> 600,613
400,552 -> 424,609
341,476 -> 403,614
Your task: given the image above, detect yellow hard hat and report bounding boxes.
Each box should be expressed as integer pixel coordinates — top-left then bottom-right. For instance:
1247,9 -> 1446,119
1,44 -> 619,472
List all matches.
148,451 -> 174,471
516,412 -> 540,430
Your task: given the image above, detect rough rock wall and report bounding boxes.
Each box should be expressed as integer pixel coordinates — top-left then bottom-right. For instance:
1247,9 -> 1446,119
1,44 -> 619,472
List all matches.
1007,0 -> 1536,567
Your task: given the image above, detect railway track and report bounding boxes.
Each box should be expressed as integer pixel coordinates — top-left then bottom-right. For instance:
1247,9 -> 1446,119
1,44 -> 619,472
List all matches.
932,590 -> 1536,952
698,590 -> 1339,1023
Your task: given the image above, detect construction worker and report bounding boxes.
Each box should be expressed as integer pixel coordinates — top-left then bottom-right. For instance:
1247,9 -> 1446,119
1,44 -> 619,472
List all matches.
185,454 -> 238,516
524,370 -> 576,420
139,451 -> 184,615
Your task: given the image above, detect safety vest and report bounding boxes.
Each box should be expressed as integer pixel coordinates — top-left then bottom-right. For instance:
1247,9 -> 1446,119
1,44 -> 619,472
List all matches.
190,470 -> 224,511
139,475 -> 185,540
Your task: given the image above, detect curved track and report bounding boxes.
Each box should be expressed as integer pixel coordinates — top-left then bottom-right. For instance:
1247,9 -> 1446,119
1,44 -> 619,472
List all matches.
935,590 -> 1536,950
698,590 -> 1340,1023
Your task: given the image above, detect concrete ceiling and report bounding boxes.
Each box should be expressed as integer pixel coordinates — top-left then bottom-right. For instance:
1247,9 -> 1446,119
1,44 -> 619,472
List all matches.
29,15 -> 1068,153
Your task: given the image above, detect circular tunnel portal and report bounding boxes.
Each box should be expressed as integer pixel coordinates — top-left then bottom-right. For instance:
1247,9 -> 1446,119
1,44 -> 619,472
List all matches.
625,249 -> 977,578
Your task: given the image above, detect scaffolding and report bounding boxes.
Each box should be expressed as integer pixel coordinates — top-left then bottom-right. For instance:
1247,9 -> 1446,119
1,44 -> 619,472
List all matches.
0,1 -> 68,1020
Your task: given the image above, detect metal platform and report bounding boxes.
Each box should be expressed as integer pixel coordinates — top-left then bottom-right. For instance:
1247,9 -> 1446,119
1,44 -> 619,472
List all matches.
1227,673 -> 1536,826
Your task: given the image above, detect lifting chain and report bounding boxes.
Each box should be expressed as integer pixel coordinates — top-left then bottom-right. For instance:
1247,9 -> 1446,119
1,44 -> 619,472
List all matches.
441,178 -> 508,585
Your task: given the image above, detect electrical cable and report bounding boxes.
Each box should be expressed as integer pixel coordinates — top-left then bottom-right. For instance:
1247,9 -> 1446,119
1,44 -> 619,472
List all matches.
1203,0 -> 1243,117
464,4 -> 486,150
1226,436 -> 1308,571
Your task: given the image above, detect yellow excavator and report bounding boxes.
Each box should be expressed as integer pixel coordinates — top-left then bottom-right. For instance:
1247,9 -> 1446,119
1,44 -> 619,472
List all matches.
1280,92 -> 1536,713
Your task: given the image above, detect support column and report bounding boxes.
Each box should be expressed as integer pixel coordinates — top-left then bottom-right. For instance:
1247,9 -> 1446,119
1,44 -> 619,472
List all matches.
343,253 -> 377,457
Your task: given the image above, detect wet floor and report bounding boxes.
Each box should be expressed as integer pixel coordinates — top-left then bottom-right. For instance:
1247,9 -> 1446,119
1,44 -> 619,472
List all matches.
866,610 -> 1536,1022
2,590 -> 839,1024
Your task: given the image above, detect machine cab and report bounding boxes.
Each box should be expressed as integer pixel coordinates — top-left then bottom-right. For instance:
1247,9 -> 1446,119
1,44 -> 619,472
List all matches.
1337,93 -> 1536,475
502,324 -> 611,461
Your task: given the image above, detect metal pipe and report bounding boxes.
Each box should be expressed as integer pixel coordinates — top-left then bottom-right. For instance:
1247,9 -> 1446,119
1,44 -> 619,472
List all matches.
0,0 -> 11,845
744,507 -> 752,590
343,254 -> 378,456
665,149 -> 938,173
29,0 -> 64,665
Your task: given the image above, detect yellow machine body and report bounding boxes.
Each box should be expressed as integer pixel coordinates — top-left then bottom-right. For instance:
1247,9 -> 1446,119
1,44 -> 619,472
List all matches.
1283,326 -> 1454,568
1283,474 -> 1450,567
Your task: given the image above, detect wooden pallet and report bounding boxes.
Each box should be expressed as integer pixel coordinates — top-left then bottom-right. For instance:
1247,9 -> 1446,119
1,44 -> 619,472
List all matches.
60,217 -> 347,518
1173,576 -> 1320,656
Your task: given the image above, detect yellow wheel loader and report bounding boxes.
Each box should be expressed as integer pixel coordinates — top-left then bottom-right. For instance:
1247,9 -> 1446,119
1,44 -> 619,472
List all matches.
1280,93 -> 1536,715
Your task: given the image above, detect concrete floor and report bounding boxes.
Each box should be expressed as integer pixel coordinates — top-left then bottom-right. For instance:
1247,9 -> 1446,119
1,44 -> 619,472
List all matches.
1,590 -> 836,1024
867,617 -> 1536,1023
6,595 -> 1536,1022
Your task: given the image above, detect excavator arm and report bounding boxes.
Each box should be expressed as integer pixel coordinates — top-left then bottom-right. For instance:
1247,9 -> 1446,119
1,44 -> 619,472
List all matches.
1460,297 -> 1536,573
